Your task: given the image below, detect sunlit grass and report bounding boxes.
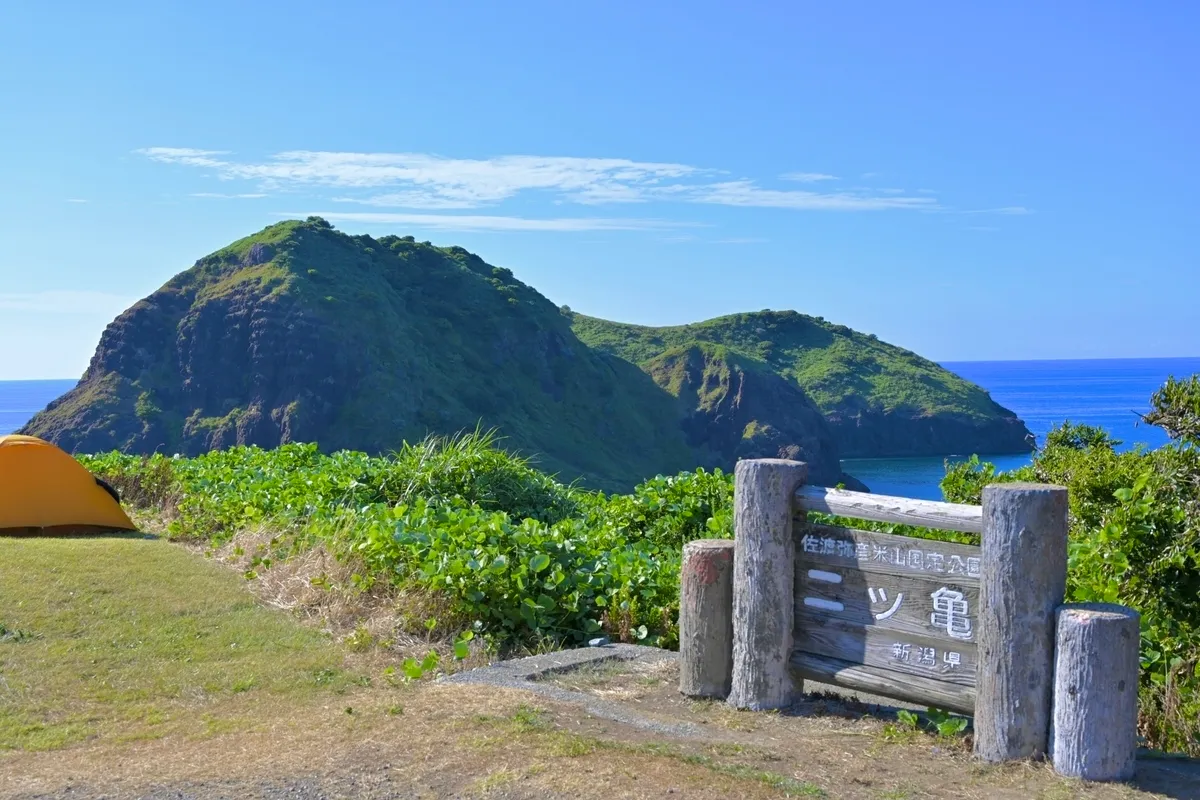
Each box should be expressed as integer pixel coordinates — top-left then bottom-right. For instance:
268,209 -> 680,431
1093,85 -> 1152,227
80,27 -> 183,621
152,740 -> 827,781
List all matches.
0,534 -> 359,750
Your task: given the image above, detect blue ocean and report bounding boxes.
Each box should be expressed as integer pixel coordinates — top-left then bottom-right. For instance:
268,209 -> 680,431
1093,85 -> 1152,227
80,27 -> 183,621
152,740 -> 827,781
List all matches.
3,358 -> 1198,499
0,379 -> 76,438
845,357 -> 1200,499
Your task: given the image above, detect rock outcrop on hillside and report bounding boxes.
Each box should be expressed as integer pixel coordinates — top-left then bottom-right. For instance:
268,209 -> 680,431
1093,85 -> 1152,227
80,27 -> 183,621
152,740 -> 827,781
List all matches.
643,344 -> 858,487
823,404 -> 1034,458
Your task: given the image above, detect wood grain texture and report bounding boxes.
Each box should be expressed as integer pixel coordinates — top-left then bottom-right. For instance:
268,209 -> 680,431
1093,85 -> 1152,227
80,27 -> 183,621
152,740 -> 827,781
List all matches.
1051,603 -> 1140,782
974,483 -> 1069,763
794,566 -> 980,644
791,651 -> 975,715
728,459 -> 808,711
795,485 -> 983,534
794,613 -> 977,687
795,524 -> 982,586
679,539 -> 736,699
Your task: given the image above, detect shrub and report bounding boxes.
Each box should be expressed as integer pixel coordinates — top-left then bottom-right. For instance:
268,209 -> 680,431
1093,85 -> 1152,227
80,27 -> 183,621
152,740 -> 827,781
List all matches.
590,467 -> 733,549
941,377 -> 1200,755
327,498 -> 680,646
79,432 -> 724,650
366,428 -> 580,523
80,452 -> 180,510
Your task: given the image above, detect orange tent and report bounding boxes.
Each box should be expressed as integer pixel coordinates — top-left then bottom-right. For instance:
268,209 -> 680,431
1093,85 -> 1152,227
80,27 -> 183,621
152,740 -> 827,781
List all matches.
0,435 -> 136,534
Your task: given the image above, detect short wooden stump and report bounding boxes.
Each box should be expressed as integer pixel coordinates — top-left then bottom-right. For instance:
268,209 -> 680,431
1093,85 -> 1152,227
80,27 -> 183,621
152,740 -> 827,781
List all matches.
1051,603 -> 1140,782
679,538 -> 735,699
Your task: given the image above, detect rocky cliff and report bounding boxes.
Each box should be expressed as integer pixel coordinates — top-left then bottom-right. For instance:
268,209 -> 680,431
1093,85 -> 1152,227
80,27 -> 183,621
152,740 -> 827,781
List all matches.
642,343 -> 859,487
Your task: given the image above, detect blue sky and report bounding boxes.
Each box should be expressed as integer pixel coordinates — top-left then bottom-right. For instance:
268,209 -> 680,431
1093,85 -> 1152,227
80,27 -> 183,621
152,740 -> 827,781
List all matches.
1,1 -> 1197,379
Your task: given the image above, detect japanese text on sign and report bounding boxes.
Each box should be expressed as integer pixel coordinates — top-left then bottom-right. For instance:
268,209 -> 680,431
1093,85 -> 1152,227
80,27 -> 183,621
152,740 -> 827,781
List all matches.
891,642 -> 964,669
799,533 -> 981,579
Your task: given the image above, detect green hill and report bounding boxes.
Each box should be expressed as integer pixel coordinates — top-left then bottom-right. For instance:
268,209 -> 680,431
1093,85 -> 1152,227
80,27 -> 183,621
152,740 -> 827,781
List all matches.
21,218 -> 852,490
571,311 -> 1033,458
22,218 -> 1029,488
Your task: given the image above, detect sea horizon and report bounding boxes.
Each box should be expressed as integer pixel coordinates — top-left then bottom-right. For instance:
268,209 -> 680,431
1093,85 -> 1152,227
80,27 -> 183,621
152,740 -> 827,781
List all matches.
4,356 -> 1199,500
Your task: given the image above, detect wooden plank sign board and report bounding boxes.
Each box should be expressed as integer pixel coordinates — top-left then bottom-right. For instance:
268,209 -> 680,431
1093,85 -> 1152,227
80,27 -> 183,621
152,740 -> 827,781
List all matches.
792,522 -> 982,714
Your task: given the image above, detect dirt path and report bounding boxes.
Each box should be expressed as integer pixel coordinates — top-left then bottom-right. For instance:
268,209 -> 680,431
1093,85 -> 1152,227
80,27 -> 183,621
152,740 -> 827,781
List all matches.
5,652 -> 1197,800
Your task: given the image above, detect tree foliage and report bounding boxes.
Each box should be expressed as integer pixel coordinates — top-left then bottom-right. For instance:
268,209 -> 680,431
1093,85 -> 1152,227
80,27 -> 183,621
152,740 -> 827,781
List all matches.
942,375 -> 1200,754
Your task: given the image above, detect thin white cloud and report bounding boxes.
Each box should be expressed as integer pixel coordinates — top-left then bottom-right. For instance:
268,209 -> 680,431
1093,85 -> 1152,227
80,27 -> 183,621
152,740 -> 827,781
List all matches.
142,147 -> 945,214
287,211 -> 698,232
963,206 -> 1032,215
139,147 -> 230,168
144,149 -> 704,206
781,172 -> 839,182
66,198 -> 88,204
331,192 -> 478,210
661,235 -> 766,244
190,192 -> 268,199
686,180 -> 938,211
0,291 -> 136,315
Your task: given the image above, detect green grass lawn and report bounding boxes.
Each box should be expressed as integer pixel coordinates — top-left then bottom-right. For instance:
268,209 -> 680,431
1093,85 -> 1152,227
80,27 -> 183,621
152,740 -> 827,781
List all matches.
0,533 -> 362,750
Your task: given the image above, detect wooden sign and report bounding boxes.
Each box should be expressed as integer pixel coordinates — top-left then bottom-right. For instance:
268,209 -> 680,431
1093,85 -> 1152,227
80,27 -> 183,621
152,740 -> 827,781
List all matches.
791,522 -> 982,712
721,464 -> 1075,762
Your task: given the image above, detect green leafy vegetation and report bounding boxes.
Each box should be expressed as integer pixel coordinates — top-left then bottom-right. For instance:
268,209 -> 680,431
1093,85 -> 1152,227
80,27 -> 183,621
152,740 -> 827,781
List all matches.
82,430 -> 731,652
0,622 -> 37,643
941,375 -> 1200,755
79,376 -> 1199,755
882,708 -> 968,745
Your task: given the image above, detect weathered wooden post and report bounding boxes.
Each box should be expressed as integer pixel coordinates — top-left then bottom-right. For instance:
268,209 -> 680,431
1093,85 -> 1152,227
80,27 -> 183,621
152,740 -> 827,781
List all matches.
975,483 -> 1069,762
1051,603 -> 1140,781
727,458 -> 808,711
679,539 -> 736,698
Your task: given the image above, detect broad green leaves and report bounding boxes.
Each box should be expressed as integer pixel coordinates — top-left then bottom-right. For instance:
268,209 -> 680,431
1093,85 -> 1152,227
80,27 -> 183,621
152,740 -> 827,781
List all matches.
79,441 -> 732,652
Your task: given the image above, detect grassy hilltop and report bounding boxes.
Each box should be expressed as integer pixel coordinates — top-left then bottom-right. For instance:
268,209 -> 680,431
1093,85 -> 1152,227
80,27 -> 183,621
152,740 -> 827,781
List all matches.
572,310 -> 1033,458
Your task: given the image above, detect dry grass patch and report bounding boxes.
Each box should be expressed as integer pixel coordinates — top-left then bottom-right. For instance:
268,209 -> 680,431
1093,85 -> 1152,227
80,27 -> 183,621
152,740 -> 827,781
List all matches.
191,526 -> 501,676
2,684 -> 813,799
537,653 -> 676,700
529,658 -> 1196,800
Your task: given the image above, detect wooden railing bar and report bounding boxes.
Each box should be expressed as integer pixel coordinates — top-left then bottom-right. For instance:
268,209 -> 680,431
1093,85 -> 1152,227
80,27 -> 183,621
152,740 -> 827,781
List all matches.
795,485 -> 983,534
